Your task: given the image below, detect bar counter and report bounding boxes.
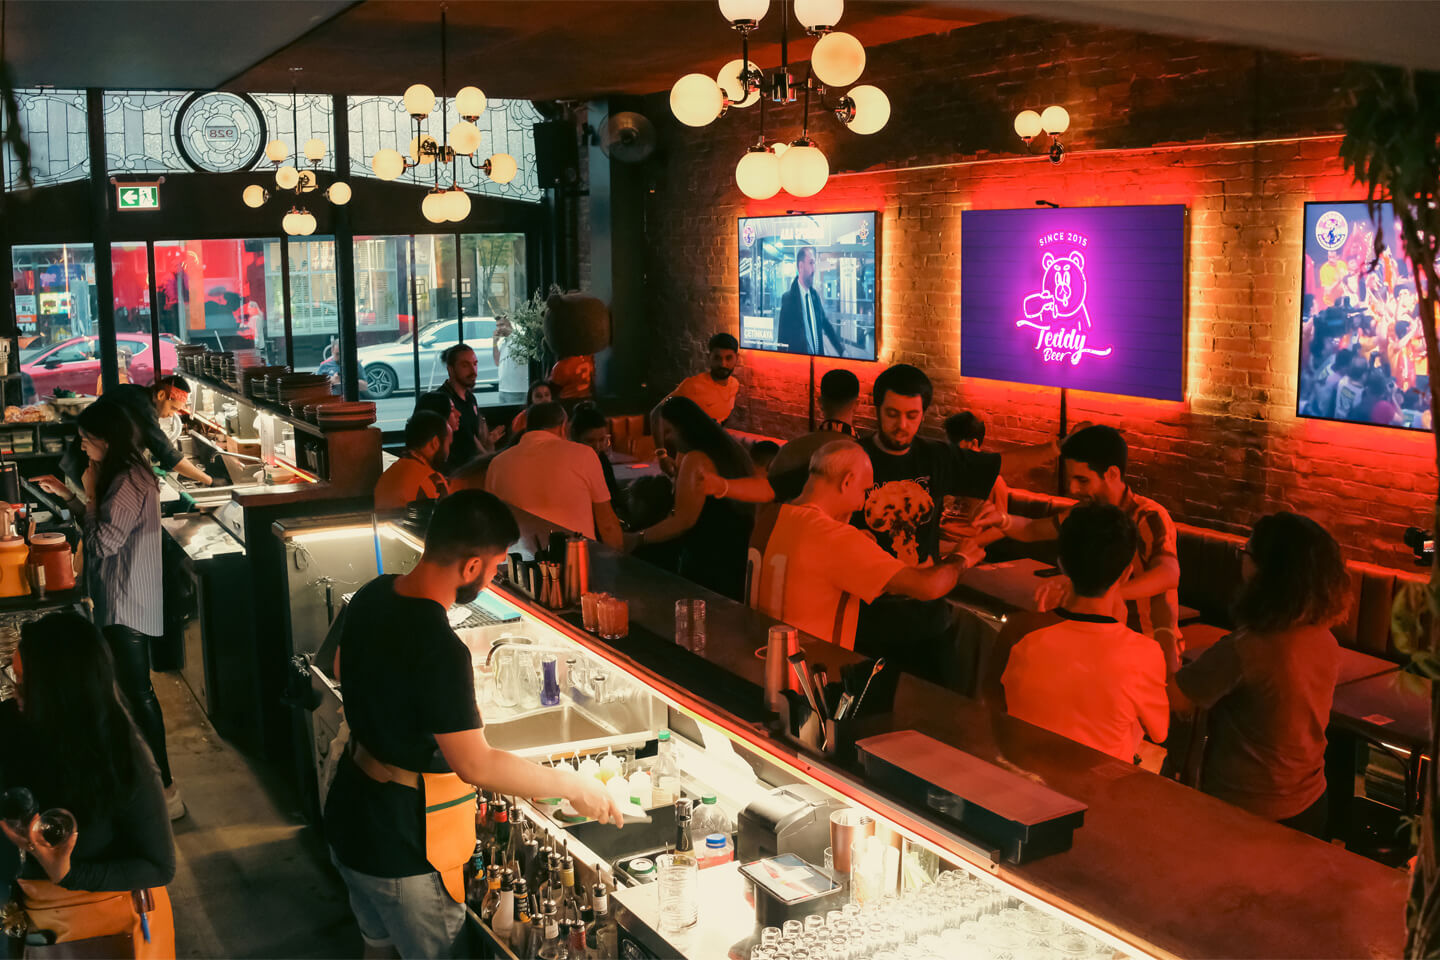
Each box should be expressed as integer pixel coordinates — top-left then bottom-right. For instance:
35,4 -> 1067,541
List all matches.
505,535 -> 1408,960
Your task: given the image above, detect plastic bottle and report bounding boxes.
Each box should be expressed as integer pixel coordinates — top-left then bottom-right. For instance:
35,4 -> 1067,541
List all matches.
651,730 -> 679,807
492,868 -> 516,943
697,833 -> 734,869
692,794 -> 730,839
627,769 -> 653,809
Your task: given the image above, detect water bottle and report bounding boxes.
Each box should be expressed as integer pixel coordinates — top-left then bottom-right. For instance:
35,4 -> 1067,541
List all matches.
651,731 -> 679,807
697,833 -> 733,869
692,794 -> 729,839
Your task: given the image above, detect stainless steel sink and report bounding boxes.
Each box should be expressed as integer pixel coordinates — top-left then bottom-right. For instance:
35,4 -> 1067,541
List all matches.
484,704 -> 641,758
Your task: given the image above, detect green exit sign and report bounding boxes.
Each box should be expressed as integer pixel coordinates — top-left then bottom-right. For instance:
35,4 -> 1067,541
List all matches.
116,184 -> 160,211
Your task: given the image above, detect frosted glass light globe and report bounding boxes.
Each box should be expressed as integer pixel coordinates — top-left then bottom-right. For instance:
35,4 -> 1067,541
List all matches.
303,138 -> 327,161
371,148 -> 405,181
326,181 -> 351,205
422,190 -> 447,223
242,184 -> 268,208
670,74 -> 724,127
718,0 -> 769,25
265,139 -> 288,163
281,211 -> 300,235
275,165 -> 300,190
403,83 -> 436,117
717,59 -> 760,108
736,148 -> 780,200
1013,110 -> 1043,141
486,153 -> 518,184
449,120 -> 482,156
770,141 -> 789,158
811,32 -> 865,87
445,187 -> 472,222
1040,104 -> 1070,134
795,0 -> 843,30
296,210 -> 317,236
844,84 -> 890,134
455,85 -> 487,118
779,141 -> 828,197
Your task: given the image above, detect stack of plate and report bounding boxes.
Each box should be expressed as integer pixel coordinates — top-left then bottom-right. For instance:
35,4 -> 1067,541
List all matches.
231,350 -> 264,388
276,373 -> 333,409
317,401 -> 377,431
243,365 -> 288,398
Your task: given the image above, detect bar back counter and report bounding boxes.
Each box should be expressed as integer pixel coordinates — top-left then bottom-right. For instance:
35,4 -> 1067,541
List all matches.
278,508 -> 1407,960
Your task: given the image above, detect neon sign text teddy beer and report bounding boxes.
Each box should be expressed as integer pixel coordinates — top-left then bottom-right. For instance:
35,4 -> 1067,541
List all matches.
1016,232 -> 1114,366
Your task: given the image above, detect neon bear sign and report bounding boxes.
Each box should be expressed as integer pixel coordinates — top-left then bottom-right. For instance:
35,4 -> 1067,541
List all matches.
1016,233 -> 1113,366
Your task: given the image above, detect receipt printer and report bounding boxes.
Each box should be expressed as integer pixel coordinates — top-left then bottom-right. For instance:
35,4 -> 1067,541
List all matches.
738,783 -> 848,865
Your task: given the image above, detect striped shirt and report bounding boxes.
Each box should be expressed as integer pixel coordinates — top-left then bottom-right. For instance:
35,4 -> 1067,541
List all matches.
1118,487 -> 1179,636
85,462 -> 162,636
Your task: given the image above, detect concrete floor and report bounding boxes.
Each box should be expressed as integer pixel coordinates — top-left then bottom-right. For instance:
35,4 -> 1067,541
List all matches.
157,670 -> 360,958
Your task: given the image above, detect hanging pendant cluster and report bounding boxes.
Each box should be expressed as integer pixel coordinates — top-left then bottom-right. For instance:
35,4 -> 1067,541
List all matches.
366,3 -> 518,223
670,0 -> 891,200
241,72 -> 351,236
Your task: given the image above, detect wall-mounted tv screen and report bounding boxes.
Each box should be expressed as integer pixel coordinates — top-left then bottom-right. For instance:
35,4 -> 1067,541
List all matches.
960,205 -> 1186,401
738,211 -> 877,360
1298,201 -> 1431,431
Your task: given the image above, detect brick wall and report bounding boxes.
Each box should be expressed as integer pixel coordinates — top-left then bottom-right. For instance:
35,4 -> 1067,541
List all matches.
628,15 -> 1433,568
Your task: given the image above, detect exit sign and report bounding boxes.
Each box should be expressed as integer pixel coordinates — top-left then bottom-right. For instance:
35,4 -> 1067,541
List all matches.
116,183 -> 160,211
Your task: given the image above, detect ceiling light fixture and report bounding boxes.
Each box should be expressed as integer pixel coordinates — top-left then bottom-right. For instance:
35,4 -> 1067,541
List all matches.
1014,105 -> 1070,164
674,0 -> 889,200
242,68 -> 349,235
367,2 -> 518,223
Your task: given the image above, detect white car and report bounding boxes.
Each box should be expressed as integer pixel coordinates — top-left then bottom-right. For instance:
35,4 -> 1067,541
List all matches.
355,318 -> 499,399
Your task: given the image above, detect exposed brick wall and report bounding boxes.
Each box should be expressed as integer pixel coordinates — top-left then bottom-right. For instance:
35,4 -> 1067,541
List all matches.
629,15 -> 1432,569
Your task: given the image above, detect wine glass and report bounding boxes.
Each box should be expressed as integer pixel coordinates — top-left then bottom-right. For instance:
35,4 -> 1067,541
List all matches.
37,808 -> 75,847
1,786 -> 36,833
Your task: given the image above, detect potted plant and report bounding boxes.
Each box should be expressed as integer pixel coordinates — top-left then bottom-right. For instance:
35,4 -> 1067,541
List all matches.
497,286 -> 557,392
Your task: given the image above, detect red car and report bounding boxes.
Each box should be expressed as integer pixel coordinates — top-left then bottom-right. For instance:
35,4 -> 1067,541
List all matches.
22,333 -> 181,397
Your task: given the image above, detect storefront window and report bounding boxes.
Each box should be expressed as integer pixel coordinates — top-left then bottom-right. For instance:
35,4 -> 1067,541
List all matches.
153,239 -> 280,370
265,236 -> 340,371
12,244 -> 99,400
461,233 -> 528,397
110,242 -> 158,388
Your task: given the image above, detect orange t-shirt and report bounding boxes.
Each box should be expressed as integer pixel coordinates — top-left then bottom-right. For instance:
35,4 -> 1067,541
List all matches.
756,503 -> 904,649
1002,612 -> 1169,762
373,454 -> 448,511
672,373 -> 739,423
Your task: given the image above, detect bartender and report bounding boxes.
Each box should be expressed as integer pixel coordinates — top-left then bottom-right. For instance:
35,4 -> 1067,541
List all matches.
438,345 -> 502,472
107,375 -> 217,486
323,490 -> 624,957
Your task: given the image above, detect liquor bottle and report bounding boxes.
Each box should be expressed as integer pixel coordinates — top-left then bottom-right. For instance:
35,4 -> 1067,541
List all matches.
673,798 -> 696,865
588,883 -> 619,959
477,860 -> 502,920
509,879 -> 532,956
569,896 -> 592,958
651,731 -> 679,807
560,845 -> 583,928
465,845 -> 487,909
525,895 -> 546,959
538,851 -> 564,907
492,800 -> 512,860
537,899 -> 564,960
492,868 -> 516,943
529,842 -> 555,894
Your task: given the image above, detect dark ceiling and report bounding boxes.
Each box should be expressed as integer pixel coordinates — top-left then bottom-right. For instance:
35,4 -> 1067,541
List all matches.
2,0 -> 357,90
223,1 -> 1004,101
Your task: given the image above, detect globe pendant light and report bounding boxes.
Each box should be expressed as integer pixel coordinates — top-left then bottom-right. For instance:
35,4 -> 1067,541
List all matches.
671,74 -> 725,127
1040,105 -> 1070,134
326,181 -> 352,205
719,0 -> 769,29
840,84 -> 889,135
795,0 -> 842,32
779,138 -> 828,197
242,184 -> 269,208
372,148 -> 405,181
241,77 -> 348,230
455,86 -> 487,119
422,188 -> 448,223
303,138 -> 327,162
449,120 -> 482,156
403,83 -> 436,117
1013,110 -> 1042,143
735,146 -> 781,199
265,139 -> 288,163
810,31 -> 865,87
275,165 -> 300,190
485,153 -> 518,184
717,59 -> 760,108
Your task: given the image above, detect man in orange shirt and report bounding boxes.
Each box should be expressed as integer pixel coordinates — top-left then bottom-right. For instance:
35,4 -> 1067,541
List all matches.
651,333 -> 740,451
1000,503 -> 1173,763
374,411 -> 451,511
753,442 -> 972,649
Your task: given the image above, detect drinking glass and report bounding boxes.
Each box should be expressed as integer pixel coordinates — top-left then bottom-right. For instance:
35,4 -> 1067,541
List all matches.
761,927 -> 782,947
36,808 -> 75,846
540,655 -> 561,707
675,599 -> 706,651
850,838 -> 886,906
493,650 -> 521,708
599,597 -> 629,639
1,786 -> 36,833
517,652 -> 541,707
782,920 -> 804,940
655,853 -> 697,932
581,592 -> 605,633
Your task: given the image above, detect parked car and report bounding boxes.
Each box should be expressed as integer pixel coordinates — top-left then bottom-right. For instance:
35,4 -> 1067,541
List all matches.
22,333 -> 181,397
349,318 -> 499,399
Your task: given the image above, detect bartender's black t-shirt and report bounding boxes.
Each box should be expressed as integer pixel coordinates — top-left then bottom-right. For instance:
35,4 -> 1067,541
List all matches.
853,434 -> 1001,566
324,575 -> 482,878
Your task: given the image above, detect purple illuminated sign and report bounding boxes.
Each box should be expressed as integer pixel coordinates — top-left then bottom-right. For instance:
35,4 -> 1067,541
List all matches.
961,205 -> 1186,401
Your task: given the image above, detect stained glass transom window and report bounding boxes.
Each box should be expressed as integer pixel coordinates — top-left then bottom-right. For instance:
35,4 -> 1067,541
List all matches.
2,88 -> 89,191
347,95 -> 542,203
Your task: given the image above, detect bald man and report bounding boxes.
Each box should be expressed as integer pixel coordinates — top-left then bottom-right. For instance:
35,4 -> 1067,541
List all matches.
753,442 -> 973,650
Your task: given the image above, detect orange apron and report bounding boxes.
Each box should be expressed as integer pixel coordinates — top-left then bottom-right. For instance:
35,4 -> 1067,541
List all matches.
351,743 -> 477,903
17,878 -> 174,959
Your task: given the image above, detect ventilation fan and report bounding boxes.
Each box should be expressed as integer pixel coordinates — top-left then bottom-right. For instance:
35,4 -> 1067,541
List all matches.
600,112 -> 657,164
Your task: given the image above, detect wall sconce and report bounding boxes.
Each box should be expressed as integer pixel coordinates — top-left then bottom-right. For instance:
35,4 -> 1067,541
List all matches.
1014,105 -> 1070,164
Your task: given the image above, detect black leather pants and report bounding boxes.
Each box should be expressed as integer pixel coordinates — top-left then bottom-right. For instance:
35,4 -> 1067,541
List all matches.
102,624 -> 173,788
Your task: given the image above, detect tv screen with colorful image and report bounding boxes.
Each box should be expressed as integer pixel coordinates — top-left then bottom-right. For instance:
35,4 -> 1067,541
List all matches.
1298,201 -> 1431,431
738,211 -> 878,360
960,205 -> 1187,401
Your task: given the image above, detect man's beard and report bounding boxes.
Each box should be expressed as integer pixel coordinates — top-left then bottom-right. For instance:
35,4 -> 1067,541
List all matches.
875,429 -> 911,452
710,367 -> 732,381
456,572 -> 487,604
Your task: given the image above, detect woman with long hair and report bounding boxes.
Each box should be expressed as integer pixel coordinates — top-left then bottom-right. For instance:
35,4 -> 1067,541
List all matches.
0,613 -> 175,955
75,399 -> 182,820
509,380 -> 557,438
627,396 -> 771,599
1172,512 -> 1350,837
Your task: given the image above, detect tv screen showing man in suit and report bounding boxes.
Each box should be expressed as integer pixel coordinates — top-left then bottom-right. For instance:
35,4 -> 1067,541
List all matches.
738,212 -> 877,360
